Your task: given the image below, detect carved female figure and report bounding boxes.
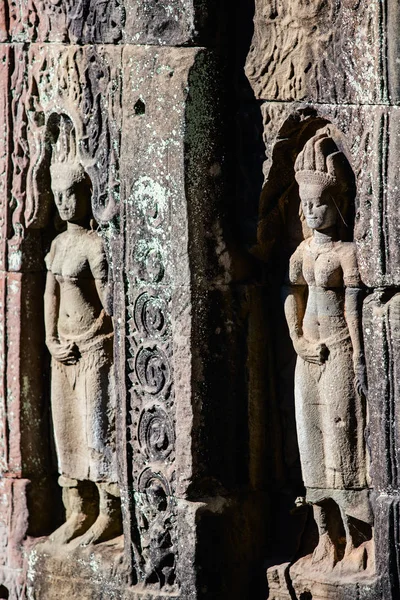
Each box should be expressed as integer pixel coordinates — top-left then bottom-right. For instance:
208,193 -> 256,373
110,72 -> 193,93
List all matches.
44,151 -> 121,545
284,131 -> 371,570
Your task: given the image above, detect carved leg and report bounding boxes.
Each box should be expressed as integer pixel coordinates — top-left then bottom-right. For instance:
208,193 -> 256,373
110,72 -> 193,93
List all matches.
50,477 -> 98,545
79,482 -> 122,545
339,507 -> 369,573
311,504 -> 337,569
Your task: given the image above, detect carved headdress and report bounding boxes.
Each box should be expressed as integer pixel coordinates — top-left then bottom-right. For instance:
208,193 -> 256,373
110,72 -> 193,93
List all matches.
50,114 -> 87,187
294,130 -> 342,192
294,127 -> 356,240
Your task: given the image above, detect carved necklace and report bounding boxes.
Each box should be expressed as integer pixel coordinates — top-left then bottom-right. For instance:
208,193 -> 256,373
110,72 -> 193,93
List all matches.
308,237 -> 335,258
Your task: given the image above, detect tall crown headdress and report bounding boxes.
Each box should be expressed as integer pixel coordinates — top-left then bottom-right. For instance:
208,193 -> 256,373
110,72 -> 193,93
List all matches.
294,130 -> 343,192
50,115 -> 86,186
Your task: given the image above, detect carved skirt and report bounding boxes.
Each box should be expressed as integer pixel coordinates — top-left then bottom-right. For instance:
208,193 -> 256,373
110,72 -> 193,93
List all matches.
294,335 -> 367,492
51,335 -> 117,483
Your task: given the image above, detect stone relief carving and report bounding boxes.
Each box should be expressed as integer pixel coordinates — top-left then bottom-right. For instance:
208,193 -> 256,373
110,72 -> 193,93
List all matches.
126,174 -> 177,589
10,44 -> 121,241
246,0 -> 381,104
134,292 -> 169,339
138,406 -> 175,461
135,469 -> 176,587
9,0 -> 125,43
257,103 -> 400,288
283,130 -> 373,579
44,114 -> 122,545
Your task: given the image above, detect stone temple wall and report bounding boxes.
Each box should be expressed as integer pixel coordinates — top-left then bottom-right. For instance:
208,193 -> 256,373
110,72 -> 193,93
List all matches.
0,1 -> 268,599
0,1 -> 397,599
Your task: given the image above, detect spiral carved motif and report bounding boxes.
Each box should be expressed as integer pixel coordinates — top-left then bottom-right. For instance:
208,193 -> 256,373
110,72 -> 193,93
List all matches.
134,292 -> 168,339
142,246 -> 164,283
138,469 -> 172,517
131,240 -> 165,284
138,406 -> 175,460
135,345 -> 170,395
131,176 -> 167,230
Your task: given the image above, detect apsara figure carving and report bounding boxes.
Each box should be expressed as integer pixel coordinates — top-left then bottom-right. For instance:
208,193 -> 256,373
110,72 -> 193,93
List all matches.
44,116 -> 122,545
284,129 -> 372,573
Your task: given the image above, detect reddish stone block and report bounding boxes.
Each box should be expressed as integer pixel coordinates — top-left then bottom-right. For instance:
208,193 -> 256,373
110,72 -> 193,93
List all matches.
0,1 -> 7,41
0,478 -> 29,569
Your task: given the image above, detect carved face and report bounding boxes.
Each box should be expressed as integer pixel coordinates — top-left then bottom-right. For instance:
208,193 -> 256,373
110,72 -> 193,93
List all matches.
299,184 -> 337,231
51,166 -> 90,223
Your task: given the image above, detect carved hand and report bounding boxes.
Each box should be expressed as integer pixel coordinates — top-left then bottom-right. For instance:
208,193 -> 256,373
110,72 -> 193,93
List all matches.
354,359 -> 368,398
46,338 -> 80,365
294,338 -> 329,365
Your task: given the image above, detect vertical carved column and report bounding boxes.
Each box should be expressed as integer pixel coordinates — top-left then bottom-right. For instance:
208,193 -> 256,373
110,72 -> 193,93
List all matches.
118,46 -> 266,598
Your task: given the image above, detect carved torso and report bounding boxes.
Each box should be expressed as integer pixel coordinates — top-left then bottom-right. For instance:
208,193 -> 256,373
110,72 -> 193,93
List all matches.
46,226 -> 112,340
289,238 -> 360,343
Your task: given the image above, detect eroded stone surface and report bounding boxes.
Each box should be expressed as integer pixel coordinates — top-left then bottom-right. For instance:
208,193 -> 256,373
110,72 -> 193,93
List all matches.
2,0 -> 215,46
246,0 -> 383,104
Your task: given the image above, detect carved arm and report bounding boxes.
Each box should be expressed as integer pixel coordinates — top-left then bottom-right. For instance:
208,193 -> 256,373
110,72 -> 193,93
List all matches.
44,271 -> 79,364
44,270 -> 59,346
90,235 -> 113,317
345,286 -> 367,397
95,277 -> 113,317
283,283 -> 327,365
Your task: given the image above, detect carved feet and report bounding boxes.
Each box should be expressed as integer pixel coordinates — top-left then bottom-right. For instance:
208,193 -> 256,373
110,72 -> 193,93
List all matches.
335,541 -> 371,577
311,532 -> 337,570
79,483 -> 123,546
50,510 -> 96,545
296,499 -> 374,581
49,478 -> 122,546
50,478 -> 97,544
79,513 -> 122,545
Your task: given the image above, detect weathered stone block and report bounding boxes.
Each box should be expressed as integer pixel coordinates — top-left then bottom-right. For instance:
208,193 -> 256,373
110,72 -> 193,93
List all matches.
0,44 -> 10,272
176,493 -> 268,599
372,493 -> 400,600
0,478 -> 35,599
266,562 -> 291,600
363,291 -> 400,493
124,0 -> 198,46
4,273 -> 50,479
246,0 -> 383,104
5,0 -> 215,46
0,479 -> 28,570
8,0 -> 124,44
26,536 -> 128,600
290,573 -> 377,600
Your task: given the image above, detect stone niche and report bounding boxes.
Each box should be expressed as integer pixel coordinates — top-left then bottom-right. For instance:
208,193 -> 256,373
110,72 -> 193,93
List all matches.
244,1 -> 400,599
